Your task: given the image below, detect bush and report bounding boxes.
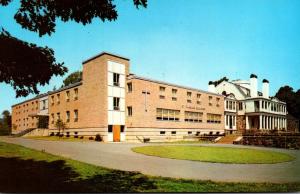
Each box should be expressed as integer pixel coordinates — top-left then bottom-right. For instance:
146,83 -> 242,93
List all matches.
79,136 -> 84,139
95,134 -> 102,142
55,132 -> 60,136
59,134 -> 64,137
74,132 -> 78,138
50,132 -> 54,136
66,132 -> 70,137
89,136 -> 94,140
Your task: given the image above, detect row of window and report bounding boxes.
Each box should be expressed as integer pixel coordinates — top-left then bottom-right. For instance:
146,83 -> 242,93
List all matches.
159,131 -> 220,135
50,88 -> 78,105
261,101 -> 286,112
155,108 -> 222,123
51,110 -> 78,124
226,100 -> 236,111
225,115 -> 236,126
14,101 -> 39,114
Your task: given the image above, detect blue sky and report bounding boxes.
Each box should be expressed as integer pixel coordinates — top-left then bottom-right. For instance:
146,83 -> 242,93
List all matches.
0,0 -> 300,113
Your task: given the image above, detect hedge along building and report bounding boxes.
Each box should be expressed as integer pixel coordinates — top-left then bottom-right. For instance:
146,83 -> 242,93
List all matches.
11,52 -> 225,142
208,74 -> 287,134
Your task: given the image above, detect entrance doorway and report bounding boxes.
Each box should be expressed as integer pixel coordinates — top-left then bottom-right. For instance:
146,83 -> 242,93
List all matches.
113,125 -> 120,142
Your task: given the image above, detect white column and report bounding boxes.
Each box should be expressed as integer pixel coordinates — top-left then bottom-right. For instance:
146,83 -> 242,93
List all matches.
272,117 -> 275,130
259,115 -> 262,129
284,118 -> 287,130
246,116 -> 249,130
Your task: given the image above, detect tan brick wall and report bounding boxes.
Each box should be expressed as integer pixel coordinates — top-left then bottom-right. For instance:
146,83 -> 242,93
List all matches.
48,86 -> 81,129
11,99 -> 39,133
48,53 -> 130,132
126,78 -> 225,130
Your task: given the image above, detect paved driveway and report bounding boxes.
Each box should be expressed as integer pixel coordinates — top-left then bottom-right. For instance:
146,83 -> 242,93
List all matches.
1,137 -> 300,183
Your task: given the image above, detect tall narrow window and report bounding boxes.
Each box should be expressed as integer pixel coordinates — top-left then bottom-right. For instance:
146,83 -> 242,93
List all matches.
74,88 -> 78,100
66,111 -> 70,122
51,96 -> 54,105
216,97 -> 220,107
197,93 -> 201,98
187,91 -> 192,98
42,100 -> 46,110
127,82 -> 132,93
127,106 -> 132,117
51,114 -> 54,124
209,96 -> 212,106
57,94 -> 60,105
113,73 -> 120,86
66,91 -> 70,102
74,110 -> 78,122
113,97 -> 120,110
57,112 -> 60,120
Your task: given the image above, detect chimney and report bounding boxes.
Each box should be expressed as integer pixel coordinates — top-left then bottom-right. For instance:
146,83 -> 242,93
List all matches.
262,79 -> 269,98
250,74 -> 258,97
208,81 -> 216,93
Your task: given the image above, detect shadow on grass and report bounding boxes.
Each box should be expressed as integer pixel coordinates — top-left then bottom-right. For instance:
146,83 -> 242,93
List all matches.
0,157 -> 156,193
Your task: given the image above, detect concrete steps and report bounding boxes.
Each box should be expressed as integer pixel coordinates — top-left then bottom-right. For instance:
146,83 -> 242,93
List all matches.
217,135 -> 242,144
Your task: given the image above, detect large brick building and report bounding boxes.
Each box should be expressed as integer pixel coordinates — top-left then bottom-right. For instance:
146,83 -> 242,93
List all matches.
11,52 -> 225,142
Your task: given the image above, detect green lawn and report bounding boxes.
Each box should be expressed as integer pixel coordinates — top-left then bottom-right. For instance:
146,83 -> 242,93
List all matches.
132,145 -> 295,164
0,141 -> 299,192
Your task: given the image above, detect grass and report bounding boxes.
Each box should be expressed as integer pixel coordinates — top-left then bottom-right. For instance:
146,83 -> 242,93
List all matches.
25,136 -> 92,142
0,141 -> 299,192
132,145 -> 295,164
150,140 -> 212,144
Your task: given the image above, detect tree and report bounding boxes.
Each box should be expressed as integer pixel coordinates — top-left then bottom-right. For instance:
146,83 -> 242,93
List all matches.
275,86 -> 300,120
0,0 -> 147,97
0,110 -> 11,135
54,119 -> 67,137
62,71 -> 82,87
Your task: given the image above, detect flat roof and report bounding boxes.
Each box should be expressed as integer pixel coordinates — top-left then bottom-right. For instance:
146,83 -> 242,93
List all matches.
128,74 -> 223,97
12,82 -> 82,108
82,51 -> 130,64
12,93 -> 48,107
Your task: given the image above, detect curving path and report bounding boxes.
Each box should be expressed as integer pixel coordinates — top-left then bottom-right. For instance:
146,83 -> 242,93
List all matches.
1,137 -> 300,183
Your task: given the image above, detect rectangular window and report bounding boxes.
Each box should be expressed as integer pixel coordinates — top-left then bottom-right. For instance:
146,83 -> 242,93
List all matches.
197,100 -> 201,105
66,91 -> 70,102
42,100 -> 46,110
74,110 -> 78,122
229,101 -> 232,110
74,88 -> 78,100
172,89 -> 177,95
113,73 -> 120,86
57,112 -> 60,120
127,82 -> 132,93
51,113 -> 54,124
66,111 -> 70,122
187,91 -> 192,98
172,97 -> 177,101
187,99 -> 192,103
160,131 -> 165,135
121,125 -> 125,133
159,95 -> 165,99
171,131 -> 176,135
238,102 -> 243,110
127,106 -> 132,117
207,113 -> 221,123
57,94 -> 60,105
156,108 -> 180,121
108,125 -> 112,133
113,97 -> 120,110
209,96 -> 212,106
159,86 -> 165,92
188,131 -> 192,134
51,96 -> 54,105
216,97 -> 220,107
185,111 -> 203,122
197,93 -> 201,98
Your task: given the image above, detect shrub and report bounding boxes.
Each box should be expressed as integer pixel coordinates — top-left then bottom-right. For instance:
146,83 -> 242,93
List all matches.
66,132 -> 70,137
89,136 -> 94,140
74,132 -> 78,138
55,132 -> 60,136
95,134 -> 102,141
50,132 -> 54,136
79,136 -> 84,139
